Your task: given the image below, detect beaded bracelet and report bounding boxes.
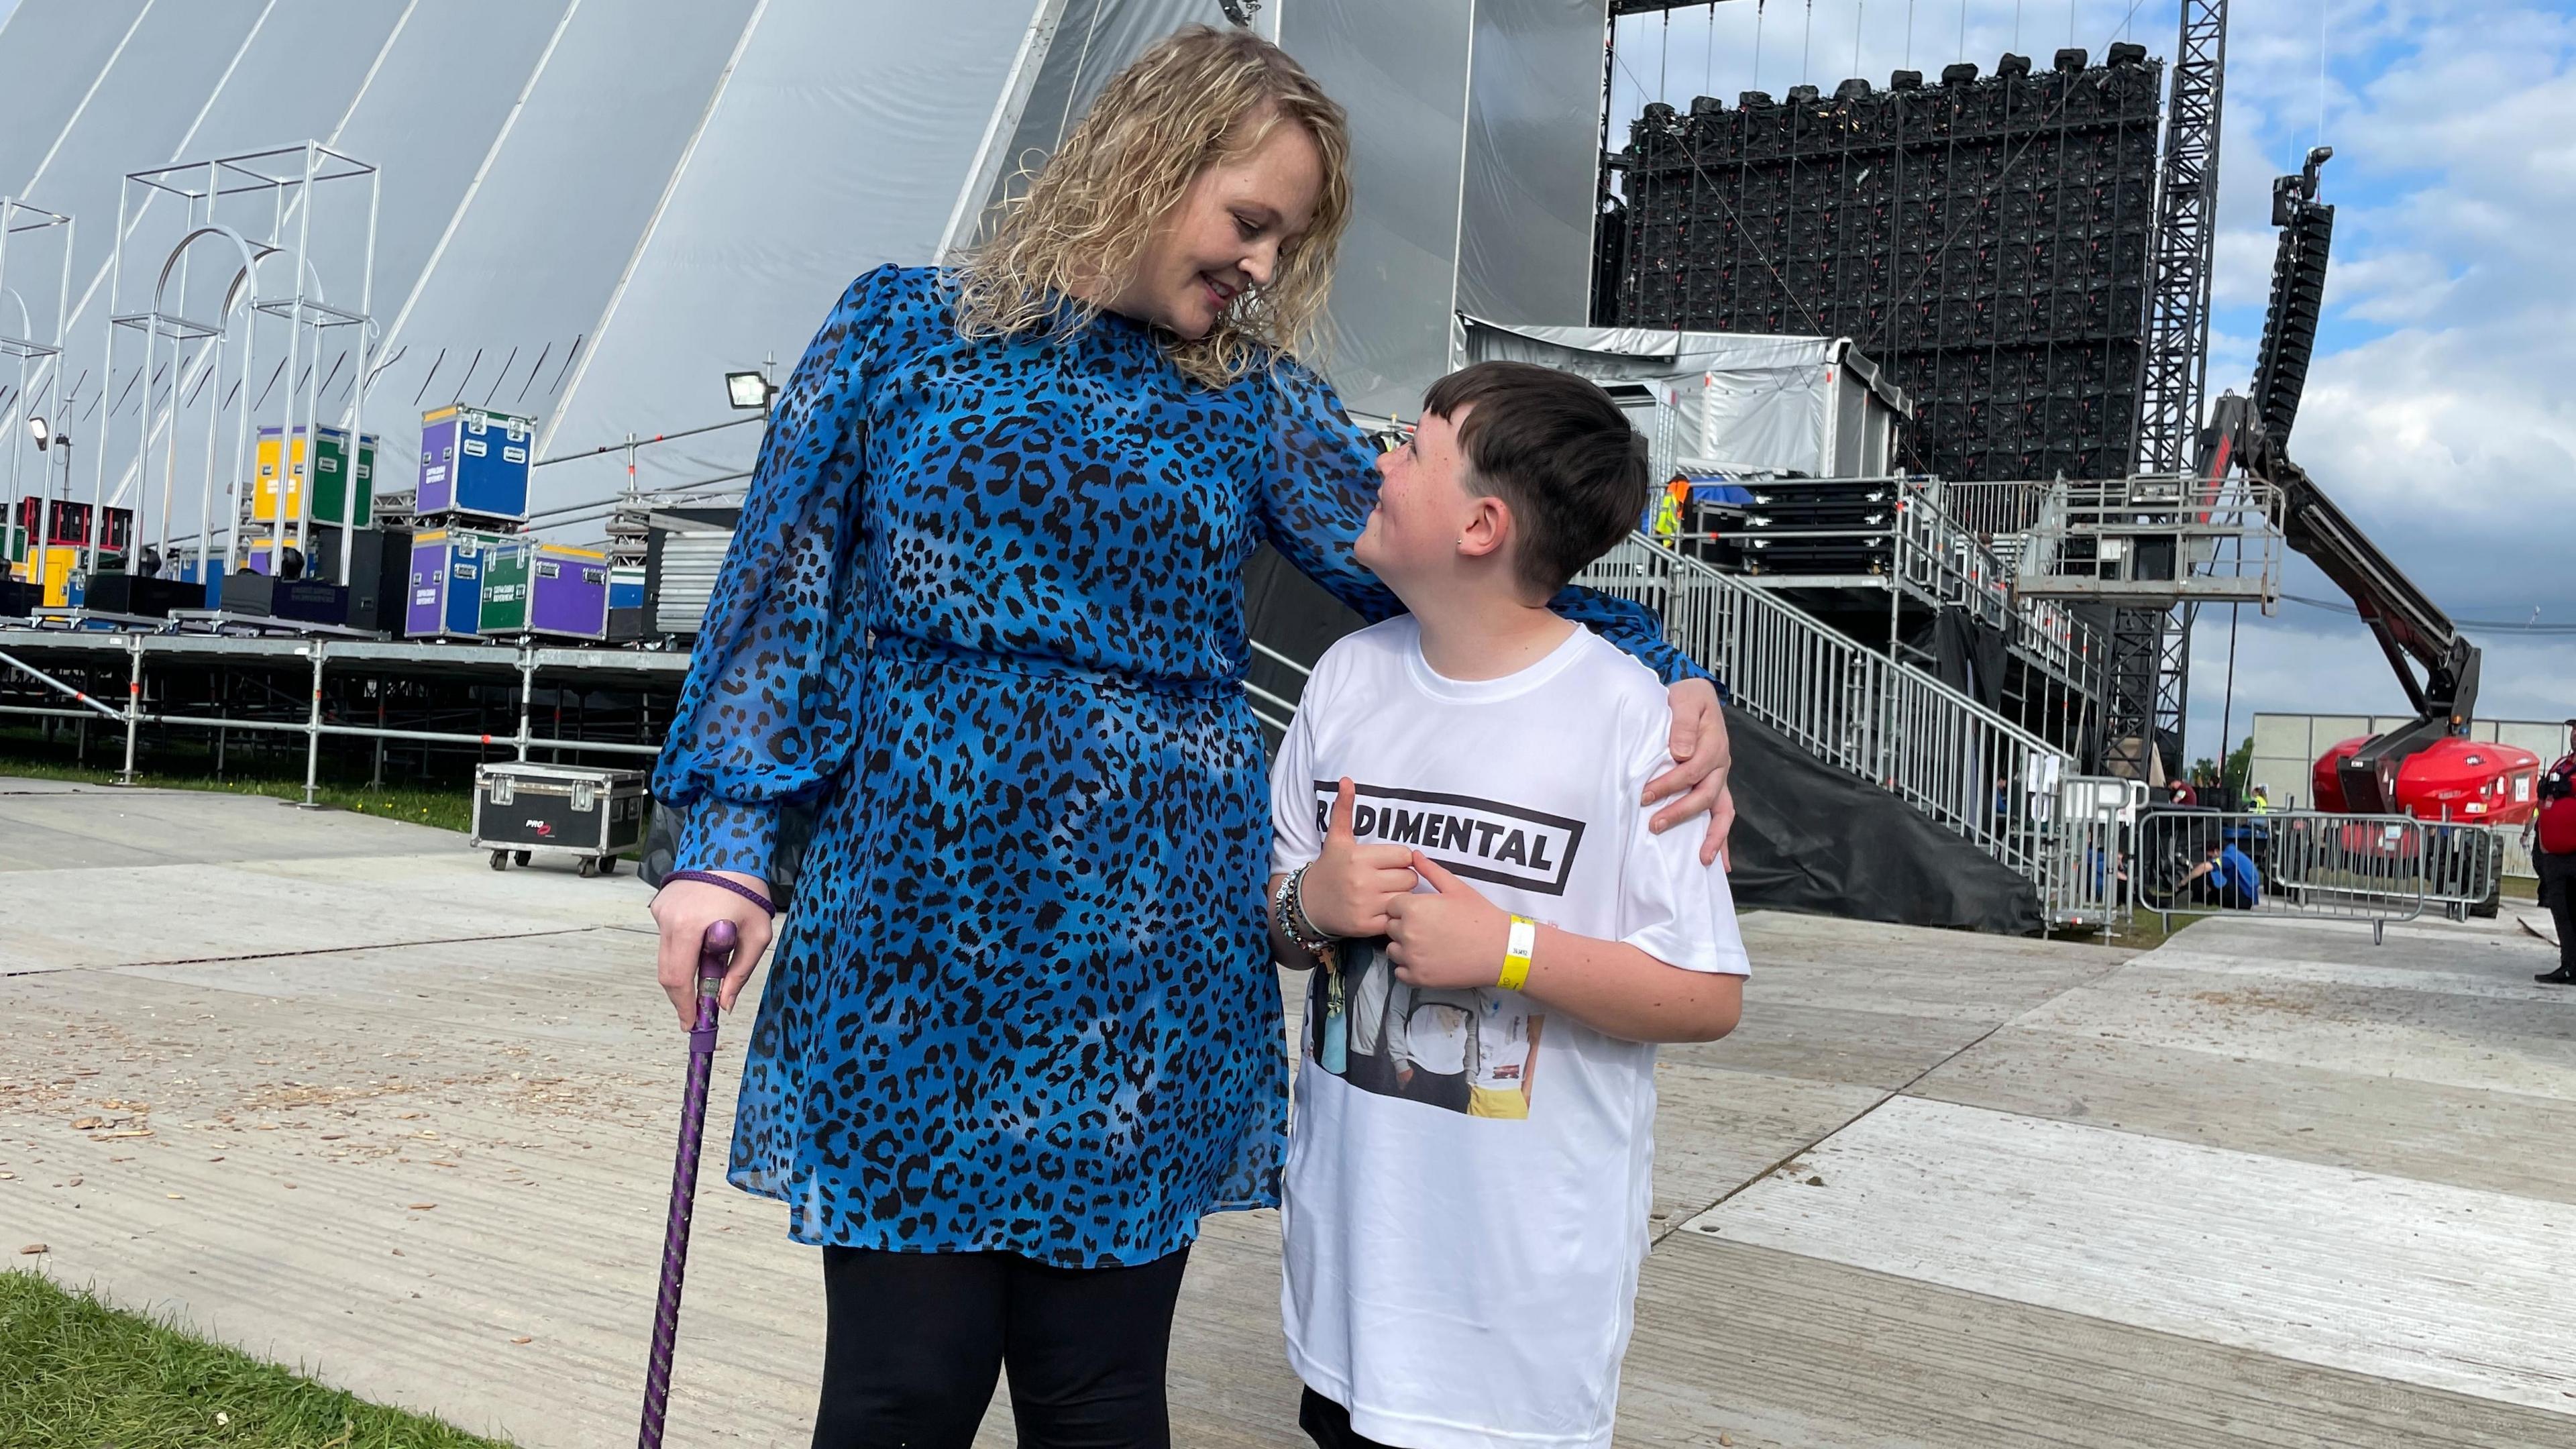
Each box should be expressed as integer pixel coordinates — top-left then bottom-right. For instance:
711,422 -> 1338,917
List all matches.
1273,865 -> 1338,961
659,869 -> 777,918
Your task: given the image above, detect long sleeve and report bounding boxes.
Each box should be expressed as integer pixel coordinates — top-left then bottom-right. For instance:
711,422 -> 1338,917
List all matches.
652,266 -> 898,877
1253,360 -> 1714,688
1250,360 -> 1403,625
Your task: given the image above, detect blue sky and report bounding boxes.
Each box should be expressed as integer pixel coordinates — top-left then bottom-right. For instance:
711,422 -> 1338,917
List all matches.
1611,1 -> 2576,757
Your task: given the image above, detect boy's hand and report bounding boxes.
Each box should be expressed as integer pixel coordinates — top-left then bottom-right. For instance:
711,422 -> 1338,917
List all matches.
1301,777 -> 1417,938
1385,851 -> 1510,990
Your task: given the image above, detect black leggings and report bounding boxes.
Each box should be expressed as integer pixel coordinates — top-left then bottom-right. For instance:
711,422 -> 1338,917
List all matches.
1299,1387 -> 1397,1449
812,1244 -> 1190,1449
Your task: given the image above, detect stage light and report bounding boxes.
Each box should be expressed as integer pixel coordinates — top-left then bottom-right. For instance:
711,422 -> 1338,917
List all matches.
25,416 -> 48,449
724,370 -> 774,411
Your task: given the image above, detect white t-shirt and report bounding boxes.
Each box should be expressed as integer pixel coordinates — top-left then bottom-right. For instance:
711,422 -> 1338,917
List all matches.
1269,616 -> 1750,1449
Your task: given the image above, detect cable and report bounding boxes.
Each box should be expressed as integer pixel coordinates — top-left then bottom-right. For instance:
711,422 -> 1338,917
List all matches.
1754,0 -> 1766,92
1053,0 -> 1106,149
2279,592 -> 2576,635
1707,1 -> 1718,100
2219,600 -> 2240,770
2317,0 -> 2330,154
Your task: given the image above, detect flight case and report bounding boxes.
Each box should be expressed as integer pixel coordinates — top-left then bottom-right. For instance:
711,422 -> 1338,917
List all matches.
471,763 -> 649,877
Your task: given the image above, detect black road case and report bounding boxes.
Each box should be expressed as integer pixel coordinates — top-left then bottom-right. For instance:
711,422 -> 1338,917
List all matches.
471,762 -> 649,877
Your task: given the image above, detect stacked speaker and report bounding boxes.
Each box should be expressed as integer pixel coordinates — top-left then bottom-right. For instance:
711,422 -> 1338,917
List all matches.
1613,45 -> 2163,482
2253,172 -> 2333,445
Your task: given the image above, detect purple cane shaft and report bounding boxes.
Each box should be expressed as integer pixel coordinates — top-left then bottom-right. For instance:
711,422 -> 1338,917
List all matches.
639,918 -> 736,1449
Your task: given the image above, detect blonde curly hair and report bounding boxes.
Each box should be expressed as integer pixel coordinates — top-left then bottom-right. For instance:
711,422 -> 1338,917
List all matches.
950,24 -> 1351,389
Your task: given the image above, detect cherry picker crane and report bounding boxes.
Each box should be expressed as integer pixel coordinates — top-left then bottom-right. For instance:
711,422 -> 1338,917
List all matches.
2212,150 -> 2539,825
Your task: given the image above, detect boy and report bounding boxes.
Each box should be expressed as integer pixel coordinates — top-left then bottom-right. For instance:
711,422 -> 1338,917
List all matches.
1265,361 -> 1749,1449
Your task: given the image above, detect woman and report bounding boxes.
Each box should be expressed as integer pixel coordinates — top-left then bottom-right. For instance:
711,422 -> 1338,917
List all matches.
647,25 -> 1731,1448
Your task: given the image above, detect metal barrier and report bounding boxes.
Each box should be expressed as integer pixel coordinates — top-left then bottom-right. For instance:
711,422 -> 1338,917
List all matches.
2419,823 -> 2505,918
2498,828 -> 2539,892
1580,533 -> 2074,907
2041,775 -> 2145,932
2135,808 -> 2432,943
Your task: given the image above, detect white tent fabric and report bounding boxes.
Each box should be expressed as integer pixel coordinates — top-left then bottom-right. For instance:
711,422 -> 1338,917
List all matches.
1460,315 -> 1912,479
541,0 -> 1052,499
0,0 -> 1621,553
1456,0 -> 1601,331
368,0 -> 765,441
1279,0 -> 1475,422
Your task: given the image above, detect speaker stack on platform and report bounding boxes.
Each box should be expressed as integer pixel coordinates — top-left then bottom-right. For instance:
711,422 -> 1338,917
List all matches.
1610,45 -> 2163,483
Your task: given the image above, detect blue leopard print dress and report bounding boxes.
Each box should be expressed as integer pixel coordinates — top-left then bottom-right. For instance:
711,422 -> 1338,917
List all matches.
655,265 -> 1704,1268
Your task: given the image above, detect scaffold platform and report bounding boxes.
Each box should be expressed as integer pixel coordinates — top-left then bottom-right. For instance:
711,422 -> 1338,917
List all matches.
0,627 -> 690,799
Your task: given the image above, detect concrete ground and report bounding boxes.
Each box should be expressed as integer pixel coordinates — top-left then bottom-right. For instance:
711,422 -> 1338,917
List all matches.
3,782 -> 2572,1447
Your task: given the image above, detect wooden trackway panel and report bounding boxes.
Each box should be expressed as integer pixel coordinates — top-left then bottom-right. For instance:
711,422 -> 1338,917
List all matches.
1625,1234 -> 2576,1449
1685,1095 -> 2576,1416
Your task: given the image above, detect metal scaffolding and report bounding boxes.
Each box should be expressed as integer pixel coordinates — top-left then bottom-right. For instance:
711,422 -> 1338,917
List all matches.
2116,0 -> 2230,780
1,199 -> 74,573
2134,0 -> 2226,474
97,143 -> 380,589
0,629 -> 682,798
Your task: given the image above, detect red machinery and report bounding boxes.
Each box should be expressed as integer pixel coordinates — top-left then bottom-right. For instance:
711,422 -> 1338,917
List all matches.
2214,151 -> 2524,833
2310,737 -> 2541,825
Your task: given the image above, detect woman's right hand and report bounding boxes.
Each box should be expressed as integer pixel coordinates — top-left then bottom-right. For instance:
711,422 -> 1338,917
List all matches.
649,873 -> 777,1027
1301,777 -> 1418,938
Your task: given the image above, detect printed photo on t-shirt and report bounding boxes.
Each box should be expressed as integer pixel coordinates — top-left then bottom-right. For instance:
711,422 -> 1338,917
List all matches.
1310,938 -> 1544,1120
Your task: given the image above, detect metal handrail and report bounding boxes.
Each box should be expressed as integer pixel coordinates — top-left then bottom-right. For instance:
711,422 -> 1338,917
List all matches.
1678,475 -> 2098,685
2012,476 -> 2284,604
1580,531 -> 2071,893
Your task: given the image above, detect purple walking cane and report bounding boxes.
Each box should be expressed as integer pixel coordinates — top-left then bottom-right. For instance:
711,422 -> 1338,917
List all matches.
638,916 -> 740,1449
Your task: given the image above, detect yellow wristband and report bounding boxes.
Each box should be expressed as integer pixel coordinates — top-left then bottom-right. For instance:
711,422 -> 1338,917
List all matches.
1498,916 -> 1536,991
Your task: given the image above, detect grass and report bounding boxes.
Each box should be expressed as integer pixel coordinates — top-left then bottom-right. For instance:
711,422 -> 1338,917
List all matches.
0,732 -> 478,834
0,751 -> 475,833
0,1272 -> 512,1448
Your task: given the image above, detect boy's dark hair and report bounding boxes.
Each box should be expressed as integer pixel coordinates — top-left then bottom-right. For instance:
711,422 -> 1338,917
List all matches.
1421,361 -> 1649,597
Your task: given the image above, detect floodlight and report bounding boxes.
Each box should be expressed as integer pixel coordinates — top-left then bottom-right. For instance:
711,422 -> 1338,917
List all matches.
25,415 -> 47,449
725,370 -> 773,411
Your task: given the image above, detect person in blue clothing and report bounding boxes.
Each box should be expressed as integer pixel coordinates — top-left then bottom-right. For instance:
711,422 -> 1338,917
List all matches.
641,25 -> 1735,1449
2179,835 -> 2261,910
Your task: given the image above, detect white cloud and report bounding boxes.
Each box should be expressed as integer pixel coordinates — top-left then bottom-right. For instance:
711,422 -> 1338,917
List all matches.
2323,248 -> 2461,324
